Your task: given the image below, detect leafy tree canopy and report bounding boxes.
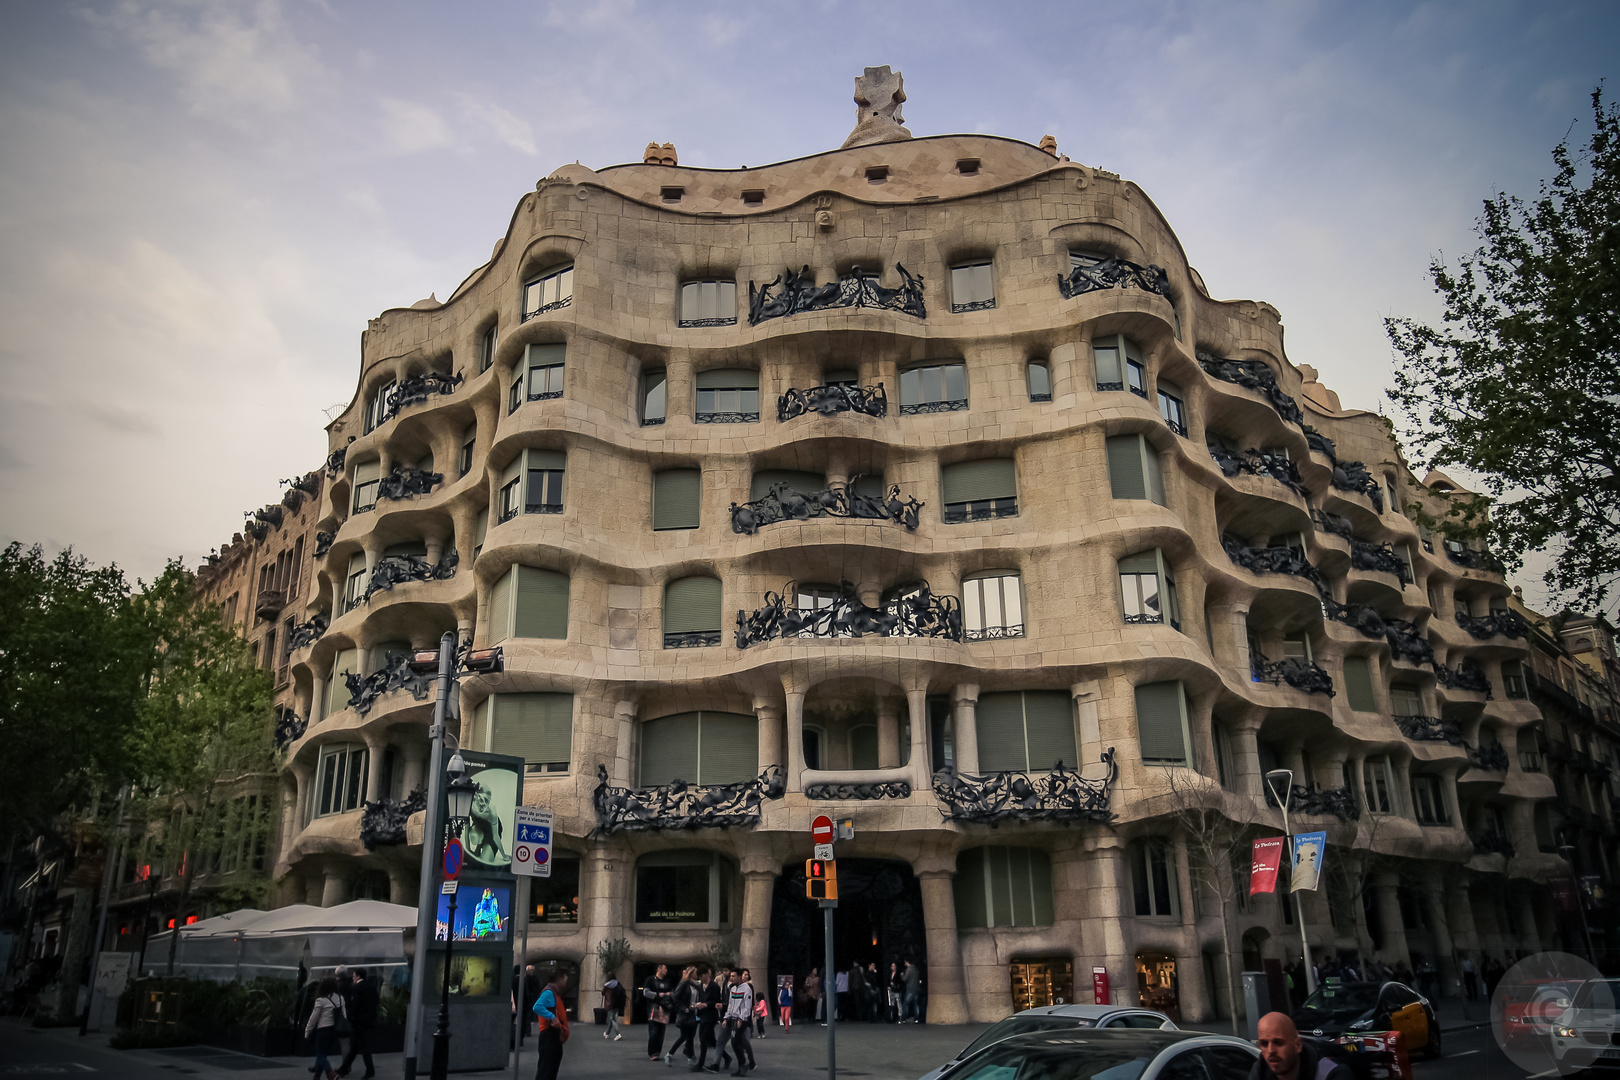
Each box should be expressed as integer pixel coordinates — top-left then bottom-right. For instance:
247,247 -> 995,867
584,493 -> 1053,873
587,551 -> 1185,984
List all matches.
1386,87 -> 1619,611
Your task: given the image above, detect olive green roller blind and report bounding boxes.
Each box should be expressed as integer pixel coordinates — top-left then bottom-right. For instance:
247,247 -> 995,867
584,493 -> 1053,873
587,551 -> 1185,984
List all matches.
469,697 -> 490,752
491,692 -> 573,768
514,566 -> 569,639
1135,681 -> 1190,763
1107,436 -> 1147,500
696,368 -> 758,389
640,712 -> 701,787
327,648 -> 361,718
499,456 -> 522,487
1022,691 -> 1078,771
353,459 -> 380,485
653,469 -> 701,530
699,712 -> 758,785
750,470 -> 824,501
975,693 -> 1028,772
1119,550 -> 1160,574
489,568 -> 515,643
942,460 -> 1016,504
852,474 -> 885,498
526,449 -> 566,470
954,846 -> 1054,929
954,848 -> 990,928
975,691 -> 1074,772
664,577 -> 721,634
1093,341 -> 1122,386
1343,656 -> 1378,713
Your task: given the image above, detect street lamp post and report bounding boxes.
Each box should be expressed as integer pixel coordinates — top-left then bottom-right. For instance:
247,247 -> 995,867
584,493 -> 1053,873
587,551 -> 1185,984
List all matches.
430,754 -> 480,1080
1559,842 -> 1595,963
1266,768 -> 1316,997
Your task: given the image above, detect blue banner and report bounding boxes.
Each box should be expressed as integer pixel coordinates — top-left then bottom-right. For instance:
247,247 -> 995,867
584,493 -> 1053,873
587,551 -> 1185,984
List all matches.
1291,831 -> 1328,892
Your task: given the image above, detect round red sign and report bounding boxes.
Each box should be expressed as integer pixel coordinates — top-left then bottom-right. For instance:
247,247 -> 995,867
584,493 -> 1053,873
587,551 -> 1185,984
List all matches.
443,838 -> 464,880
811,815 -> 834,844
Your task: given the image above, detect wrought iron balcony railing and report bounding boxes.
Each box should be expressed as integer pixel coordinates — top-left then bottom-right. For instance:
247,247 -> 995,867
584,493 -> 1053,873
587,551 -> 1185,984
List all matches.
1329,460 -> 1384,512
1250,654 -> 1335,696
899,398 -> 969,416
287,611 -> 329,650
1445,544 -> 1507,574
273,706 -> 307,750
344,653 -> 435,717
1456,611 -> 1527,640
1471,832 -> 1514,857
375,371 -> 463,427
965,623 -> 1026,642
932,750 -> 1117,825
362,550 -> 458,604
593,763 -> 785,832
777,382 -> 887,422
1435,661 -> 1493,697
729,479 -> 923,535
1264,782 -> 1360,821
941,497 -> 1017,524
1383,618 -> 1436,667
325,441 -> 350,478
1207,443 -> 1307,496
1349,540 -> 1411,583
360,789 -> 426,849
1394,713 -> 1465,745
314,531 -> 335,559
662,630 -> 722,649
522,295 -> 571,321
736,580 -> 961,649
1222,537 -> 1325,591
1468,742 -> 1511,771
806,780 -> 913,800
1302,425 -> 1337,459
377,465 -> 443,502
694,410 -> 759,424
1059,254 -> 1172,302
748,264 -> 925,325
1195,351 -> 1305,425
1311,509 -> 1355,541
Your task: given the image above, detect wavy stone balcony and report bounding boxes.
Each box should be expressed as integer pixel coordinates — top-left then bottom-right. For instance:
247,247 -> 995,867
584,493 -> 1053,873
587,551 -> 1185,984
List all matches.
729,479 -> 922,535
776,382 -> 887,423
735,581 -> 961,649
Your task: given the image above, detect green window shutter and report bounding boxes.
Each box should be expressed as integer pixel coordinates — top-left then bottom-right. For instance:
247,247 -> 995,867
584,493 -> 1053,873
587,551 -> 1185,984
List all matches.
1390,686 -> 1422,715
1021,691 -> 1077,772
975,692 -> 1028,772
987,845 -> 1014,927
1029,849 -> 1055,925
1145,445 -> 1165,506
1093,339 -> 1122,385
1119,550 -> 1160,573
525,449 -> 566,470
640,712 -> 701,787
653,469 -> 701,530
750,470 -> 825,501
353,460 -> 380,485
1135,681 -> 1189,763
1007,847 -> 1036,927
1344,657 -> 1377,712
327,648 -> 360,717
474,508 -> 488,549
953,848 -> 989,929
941,459 -> 1016,504
664,577 -> 721,634
850,725 -> 880,771
489,567 -> 515,644
696,368 -> 758,389
513,566 -> 569,640
492,692 -> 573,766
1107,436 -> 1148,500
470,697 -> 491,752
698,712 -> 758,785
499,456 -> 522,487
525,343 -> 565,369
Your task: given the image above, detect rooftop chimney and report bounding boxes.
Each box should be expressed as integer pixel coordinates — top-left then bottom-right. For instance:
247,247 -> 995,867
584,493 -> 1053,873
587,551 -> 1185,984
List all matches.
644,142 -> 678,166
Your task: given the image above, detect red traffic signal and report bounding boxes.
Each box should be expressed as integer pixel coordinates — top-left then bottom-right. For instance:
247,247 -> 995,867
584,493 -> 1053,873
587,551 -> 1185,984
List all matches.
805,858 -> 838,901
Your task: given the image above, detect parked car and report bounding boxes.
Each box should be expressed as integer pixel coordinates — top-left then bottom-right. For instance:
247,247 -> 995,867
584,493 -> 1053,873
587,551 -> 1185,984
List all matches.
915,1004 -> 1175,1080
1500,978 -> 1577,1048
920,1029 -> 1258,1080
1550,977 -> 1620,1072
1292,980 -> 1440,1058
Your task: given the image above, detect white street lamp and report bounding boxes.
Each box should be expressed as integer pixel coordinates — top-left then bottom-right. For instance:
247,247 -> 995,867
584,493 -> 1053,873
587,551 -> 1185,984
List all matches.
1265,768 -> 1316,996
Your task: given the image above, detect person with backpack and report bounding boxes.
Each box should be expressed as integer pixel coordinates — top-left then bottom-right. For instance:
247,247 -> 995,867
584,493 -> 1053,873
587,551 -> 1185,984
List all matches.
531,967 -> 571,1080
776,980 -> 793,1032
602,976 -> 626,1041
303,976 -> 349,1080
665,966 -> 700,1065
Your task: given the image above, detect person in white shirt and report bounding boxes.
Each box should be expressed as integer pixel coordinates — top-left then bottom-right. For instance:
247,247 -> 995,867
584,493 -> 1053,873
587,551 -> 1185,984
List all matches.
721,969 -> 755,1077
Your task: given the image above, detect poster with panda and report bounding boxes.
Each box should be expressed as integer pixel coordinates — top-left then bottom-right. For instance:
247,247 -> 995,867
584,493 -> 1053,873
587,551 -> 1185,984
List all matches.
451,750 -> 524,872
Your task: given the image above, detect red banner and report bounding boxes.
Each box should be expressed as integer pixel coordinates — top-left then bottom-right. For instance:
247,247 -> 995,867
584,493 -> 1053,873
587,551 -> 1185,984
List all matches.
1092,967 -> 1109,1005
1251,836 -> 1285,895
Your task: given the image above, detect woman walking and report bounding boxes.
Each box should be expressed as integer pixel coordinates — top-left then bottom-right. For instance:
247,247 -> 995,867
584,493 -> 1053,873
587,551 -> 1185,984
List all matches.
666,966 -> 700,1065
303,976 -> 347,1080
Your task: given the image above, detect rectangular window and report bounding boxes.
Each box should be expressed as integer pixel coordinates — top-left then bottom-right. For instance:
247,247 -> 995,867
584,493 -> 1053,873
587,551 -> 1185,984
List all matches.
962,572 -> 1024,640
488,692 -> 573,773
478,323 -> 497,373
1119,550 -> 1180,630
473,507 -> 488,561
1212,723 -> 1233,789
950,262 -> 996,313
1027,361 -> 1052,402
1092,334 -> 1146,396
1364,756 -> 1394,814
663,577 -> 723,648
1156,382 -> 1187,437
1343,656 -> 1378,712
1131,841 -> 1179,917
459,424 -> 476,478
954,847 -> 1055,929
653,468 -> 701,530
678,281 -> 737,327
522,265 -> 573,320
941,459 -> 1017,523
315,744 -> 368,816
641,369 -> 668,426
498,457 -> 522,523
1504,661 -> 1528,699
343,553 -> 367,614
1134,681 -> 1192,764
525,449 -> 566,514
900,362 -> 968,414
1412,774 -> 1448,825
639,711 -> 759,787
975,691 -> 1077,773
352,459 -> 380,514
694,368 -> 759,423
1390,685 -> 1423,716
635,851 -> 733,926
363,381 -> 397,434
490,565 -> 570,642
511,343 -> 566,412
1105,434 -> 1166,505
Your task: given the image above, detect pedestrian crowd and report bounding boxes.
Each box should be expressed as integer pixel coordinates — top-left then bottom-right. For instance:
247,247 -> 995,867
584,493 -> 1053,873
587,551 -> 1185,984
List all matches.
301,965 -> 380,1080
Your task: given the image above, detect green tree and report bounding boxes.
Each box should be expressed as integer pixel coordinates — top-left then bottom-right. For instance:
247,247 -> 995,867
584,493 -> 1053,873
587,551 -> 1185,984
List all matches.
1386,87 -> 1619,610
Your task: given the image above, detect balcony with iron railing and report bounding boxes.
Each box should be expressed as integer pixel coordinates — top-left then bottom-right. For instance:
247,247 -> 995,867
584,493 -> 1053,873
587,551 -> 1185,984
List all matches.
1250,654 -> 1335,697
254,589 -> 286,621
1471,831 -> 1515,857
1394,713 -> 1465,745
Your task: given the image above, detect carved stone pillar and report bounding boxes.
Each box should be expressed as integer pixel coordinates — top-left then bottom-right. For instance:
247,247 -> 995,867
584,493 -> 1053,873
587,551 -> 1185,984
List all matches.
785,689 -> 806,793
613,700 -> 638,787
388,866 -> 415,906
951,684 -> 980,774
1374,873 -> 1411,968
740,867 -> 777,986
1230,716 -> 1264,799
424,534 -> 444,566
1423,882 -> 1458,997
1230,603 -> 1253,678
321,866 -> 351,908
400,742 -> 426,799
906,689 -> 930,788
364,733 -> 389,803
312,673 -> 327,723
876,699 -> 901,770
1172,836 -> 1210,1022
755,701 -> 783,775
916,869 -> 968,1023
1072,680 -> 1102,769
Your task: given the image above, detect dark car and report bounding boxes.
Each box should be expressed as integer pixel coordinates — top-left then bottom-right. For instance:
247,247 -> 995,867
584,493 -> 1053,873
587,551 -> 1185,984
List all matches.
1293,980 -> 1440,1058
934,1028 -> 1259,1080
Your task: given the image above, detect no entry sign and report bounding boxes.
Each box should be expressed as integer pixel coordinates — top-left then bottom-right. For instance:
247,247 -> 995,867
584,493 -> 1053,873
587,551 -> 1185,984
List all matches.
811,815 -> 834,845
443,837 -> 464,881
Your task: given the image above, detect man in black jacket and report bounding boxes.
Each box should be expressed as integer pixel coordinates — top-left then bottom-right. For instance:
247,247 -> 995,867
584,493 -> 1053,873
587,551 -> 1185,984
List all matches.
690,969 -> 725,1073
335,968 -> 378,1079
644,964 -> 672,1061
1251,1013 -> 1352,1080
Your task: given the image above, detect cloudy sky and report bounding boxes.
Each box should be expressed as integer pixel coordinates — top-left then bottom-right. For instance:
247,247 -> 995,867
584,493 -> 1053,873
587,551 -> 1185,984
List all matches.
0,0 -> 1613,606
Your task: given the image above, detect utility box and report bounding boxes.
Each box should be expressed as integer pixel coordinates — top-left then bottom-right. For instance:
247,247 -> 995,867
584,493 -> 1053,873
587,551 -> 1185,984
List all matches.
1242,971 -> 1271,1042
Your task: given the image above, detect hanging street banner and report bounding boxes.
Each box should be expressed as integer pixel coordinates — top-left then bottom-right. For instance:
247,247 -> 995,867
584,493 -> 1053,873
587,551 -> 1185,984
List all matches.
1291,831 -> 1328,892
1250,836 -> 1284,895
511,806 -> 555,878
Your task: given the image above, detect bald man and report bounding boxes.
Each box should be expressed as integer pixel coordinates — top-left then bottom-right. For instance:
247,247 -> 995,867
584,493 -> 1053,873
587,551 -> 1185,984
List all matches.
1251,1012 -> 1352,1080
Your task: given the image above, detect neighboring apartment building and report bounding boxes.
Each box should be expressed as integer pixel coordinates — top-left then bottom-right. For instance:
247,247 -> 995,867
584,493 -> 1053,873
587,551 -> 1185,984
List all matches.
266,69 -> 1564,1021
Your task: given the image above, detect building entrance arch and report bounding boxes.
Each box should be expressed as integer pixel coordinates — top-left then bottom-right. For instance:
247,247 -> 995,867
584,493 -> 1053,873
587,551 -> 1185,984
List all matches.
768,857 -> 925,1021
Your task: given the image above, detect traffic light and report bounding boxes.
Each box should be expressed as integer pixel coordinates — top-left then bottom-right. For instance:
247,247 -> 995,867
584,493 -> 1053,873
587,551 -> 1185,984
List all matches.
805,859 -> 838,900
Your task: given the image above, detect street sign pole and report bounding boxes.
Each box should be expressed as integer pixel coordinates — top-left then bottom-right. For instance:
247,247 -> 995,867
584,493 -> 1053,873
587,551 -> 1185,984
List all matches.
823,899 -> 835,1080
404,632 -> 455,1080
511,875 -> 531,1080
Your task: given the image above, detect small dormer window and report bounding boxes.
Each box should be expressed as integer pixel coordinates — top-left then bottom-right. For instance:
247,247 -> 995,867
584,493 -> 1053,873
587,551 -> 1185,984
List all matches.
741,189 -> 764,206
956,158 -> 980,176
661,187 -> 684,203
865,166 -> 889,184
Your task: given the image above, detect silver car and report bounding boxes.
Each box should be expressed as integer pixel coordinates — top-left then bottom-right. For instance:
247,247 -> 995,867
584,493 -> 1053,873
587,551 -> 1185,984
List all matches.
1551,977 -> 1620,1072
916,1004 -> 1177,1080
923,1028 -> 1260,1080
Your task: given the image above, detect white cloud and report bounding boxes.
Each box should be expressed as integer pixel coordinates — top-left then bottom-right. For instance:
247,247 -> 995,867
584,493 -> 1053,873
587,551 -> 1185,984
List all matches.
377,97 -> 454,155
458,93 -> 538,156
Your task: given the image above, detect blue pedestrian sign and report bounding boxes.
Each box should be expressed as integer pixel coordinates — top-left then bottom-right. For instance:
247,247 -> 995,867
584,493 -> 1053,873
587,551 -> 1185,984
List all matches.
510,807 -> 554,878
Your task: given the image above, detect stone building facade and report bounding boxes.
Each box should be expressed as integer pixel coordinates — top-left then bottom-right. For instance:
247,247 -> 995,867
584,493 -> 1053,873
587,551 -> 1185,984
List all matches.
268,73 -> 1564,1022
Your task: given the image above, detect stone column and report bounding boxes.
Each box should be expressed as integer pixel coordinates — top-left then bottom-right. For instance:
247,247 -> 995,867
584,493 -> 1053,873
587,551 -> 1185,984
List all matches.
1172,837 -> 1210,1022
287,765 -> 312,848
1084,838 -> 1133,1006
305,874 -> 325,906
754,701 -> 783,775
1422,883 -> 1458,997
916,869 -> 968,1023
387,866 -> 414,906
312,673 -> 327,723
1230,716 -> 1264,799
877,699 -> 902,770
1230,603 -> 1253,677
739,866 -> 777,986
585,839 -> 632,965
1506,800 -> 1541,860
364,733 -> 389,802
906,689 -> 931,788
951,684 -> 980,774
424,533 -> 444,566
400,743 -> 426,798
1374,873 -> 1411,969
321,866 -> 351,907
1072,680 -> 1102,769
613,700 -> 638,787
785,689 -> 806,793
